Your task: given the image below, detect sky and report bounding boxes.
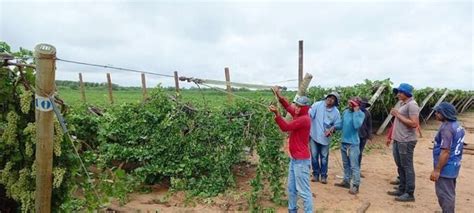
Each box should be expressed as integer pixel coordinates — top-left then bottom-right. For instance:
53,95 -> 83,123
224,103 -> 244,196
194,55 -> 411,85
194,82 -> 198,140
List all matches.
0,0 -> 472,90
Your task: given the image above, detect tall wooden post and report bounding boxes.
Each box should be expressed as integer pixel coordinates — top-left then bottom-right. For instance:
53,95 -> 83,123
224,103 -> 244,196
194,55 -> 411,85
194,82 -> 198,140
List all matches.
286,73 -> 313,120
107,73 -> 114,104
141,73 -> 147,101
425,89 -> 450,122
454,97 -> 467,110
461,96 -> 474,113
298,40 -> 303,89
376,101 -> 402,135
225,67 -> 232,103
366,85 -> 386,111
449,94 -> 459,104
174,71 -> 180,94
34,43 -> 56,213
79,73 -> 86,103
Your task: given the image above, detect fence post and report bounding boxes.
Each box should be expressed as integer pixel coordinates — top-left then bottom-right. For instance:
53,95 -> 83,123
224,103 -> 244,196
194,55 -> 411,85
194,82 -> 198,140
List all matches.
448,94 -> 458,104
225,67 -> 232,103
460,96 -> 474,113
454,97 -> 467,110
141,73 -> 147,101
366,85 -> 386,111
107,73 -> 114,104
174,71 -> 180,94
286,73 -> 313,120
425,89 -> 450,122
34,43 -> 56,213
298,40 -> 303,89
79,73 -> 86,103
376,101 -> 402,135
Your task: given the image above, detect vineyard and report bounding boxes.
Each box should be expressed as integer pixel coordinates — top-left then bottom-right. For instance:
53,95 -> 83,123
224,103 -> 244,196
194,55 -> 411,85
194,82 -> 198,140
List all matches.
1,42 -> 473,212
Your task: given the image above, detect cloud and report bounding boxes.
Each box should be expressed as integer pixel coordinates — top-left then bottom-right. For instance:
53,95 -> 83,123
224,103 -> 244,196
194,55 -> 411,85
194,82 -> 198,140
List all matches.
0,0 -> 472,90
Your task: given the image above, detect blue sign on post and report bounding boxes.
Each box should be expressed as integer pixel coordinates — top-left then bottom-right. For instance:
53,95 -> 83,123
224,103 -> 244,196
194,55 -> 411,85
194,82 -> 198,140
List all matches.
35,95 -> 53,112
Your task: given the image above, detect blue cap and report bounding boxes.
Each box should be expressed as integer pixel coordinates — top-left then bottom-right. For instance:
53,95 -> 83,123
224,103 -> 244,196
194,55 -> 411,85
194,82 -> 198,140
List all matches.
433,102 -> 457,121
393,83 -> 414,97
294,96 -> 311,106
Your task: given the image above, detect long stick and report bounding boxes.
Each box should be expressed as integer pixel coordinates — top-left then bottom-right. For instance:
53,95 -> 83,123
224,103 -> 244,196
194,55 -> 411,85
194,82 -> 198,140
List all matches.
225,67 -> 232,103
34,43 -> 56,213
141,73 -> 147,101
107,73 -> 114,104
79,73 -> 86,103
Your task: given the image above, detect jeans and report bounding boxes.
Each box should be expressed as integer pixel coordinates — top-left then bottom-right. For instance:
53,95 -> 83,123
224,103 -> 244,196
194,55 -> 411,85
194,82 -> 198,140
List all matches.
435,177 -> 456,213
393,140 -> 417,195
288,159 -> 313,213
359,138 -> 368,167
310,138 -> 329,178
340,143 -> 361,186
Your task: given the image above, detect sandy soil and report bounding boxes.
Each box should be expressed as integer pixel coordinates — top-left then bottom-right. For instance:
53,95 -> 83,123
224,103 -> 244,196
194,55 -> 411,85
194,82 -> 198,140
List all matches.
107,111 -> 474,213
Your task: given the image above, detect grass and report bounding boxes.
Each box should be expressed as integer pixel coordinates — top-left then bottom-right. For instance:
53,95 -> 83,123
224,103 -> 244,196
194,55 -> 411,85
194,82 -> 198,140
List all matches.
57,86 -> 296,109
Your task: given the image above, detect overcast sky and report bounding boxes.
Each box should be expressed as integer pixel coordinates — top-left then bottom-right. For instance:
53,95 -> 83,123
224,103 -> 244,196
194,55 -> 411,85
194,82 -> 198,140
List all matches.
1,0 -> 472,90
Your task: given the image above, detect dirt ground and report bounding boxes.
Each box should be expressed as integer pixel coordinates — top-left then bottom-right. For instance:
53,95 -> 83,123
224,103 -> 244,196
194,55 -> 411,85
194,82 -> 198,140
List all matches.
107,111 -> 474,212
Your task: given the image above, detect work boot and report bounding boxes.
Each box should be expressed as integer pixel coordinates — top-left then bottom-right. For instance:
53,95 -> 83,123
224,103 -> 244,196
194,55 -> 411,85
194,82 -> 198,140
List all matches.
395,193 -> 415,202
311,175 -> 319,182
389,177 -> 400,185
334,181 -> 350,189
321,177 -> 328,184
349,185 -> 359,195
387,190 -> 404,196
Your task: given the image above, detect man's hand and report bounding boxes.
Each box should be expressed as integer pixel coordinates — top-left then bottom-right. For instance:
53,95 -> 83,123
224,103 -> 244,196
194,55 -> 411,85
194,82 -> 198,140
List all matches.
268,105 -> 280,116
430,170 -> 440,182
272,86 -> 282,98
386,139 -> 392,147
390,108 -> 399,117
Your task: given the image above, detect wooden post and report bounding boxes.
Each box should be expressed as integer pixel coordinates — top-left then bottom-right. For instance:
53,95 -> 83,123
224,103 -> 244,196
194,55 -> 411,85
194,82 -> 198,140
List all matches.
34,43 -> 56,213
285,73 -> 313,120
419,90 -> 436,110
107,73 -> 114,104
425,89 -> 450,122
417,90 -> 437,124
174,71 -> 180,94
454,97 -> 467,110
366,85 -> 386,111
376,101 -> 402,135
141,73 -> 147,101
225,67 -> 232,103
79,73 -> 86,103
298,40 -> 303,89
448,94 -> 459,104
460,96 -> 474,113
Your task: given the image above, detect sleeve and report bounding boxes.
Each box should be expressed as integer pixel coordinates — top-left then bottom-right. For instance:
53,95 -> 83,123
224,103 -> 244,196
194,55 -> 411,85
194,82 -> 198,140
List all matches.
352,111 -> 365,130
275,116 -> 306,132
408,102 -> 420,117
279,97 -> 296,117
440,127 -> 454,150
334,110 -> 344,130
309,102 -> 318,119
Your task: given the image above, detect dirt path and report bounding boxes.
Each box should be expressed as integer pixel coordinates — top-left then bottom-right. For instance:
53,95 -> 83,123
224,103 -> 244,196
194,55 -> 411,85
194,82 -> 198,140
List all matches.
108,112 -> 474,212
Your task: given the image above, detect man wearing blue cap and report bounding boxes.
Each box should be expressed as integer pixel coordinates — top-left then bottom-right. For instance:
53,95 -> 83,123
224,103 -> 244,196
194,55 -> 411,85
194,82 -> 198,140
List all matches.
387,83 -> 420,202
269,86 -> 313,213
430,102 -> 465,213
308,92 -> 341,184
